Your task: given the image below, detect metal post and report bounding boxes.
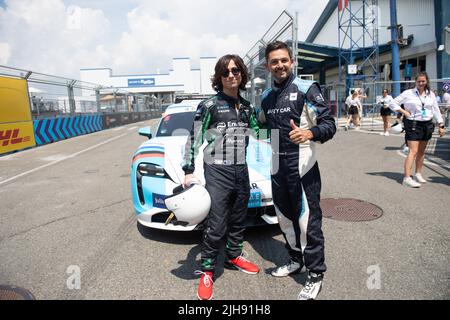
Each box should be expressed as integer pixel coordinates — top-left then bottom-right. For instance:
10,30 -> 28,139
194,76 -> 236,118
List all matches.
95,88 -> 101,113
389,0 -> 401,97
113,91 -> 117,112
348,0 -> 354,91
250,59 -> 256,107
67,80 -> 76,115
294,12 -> 299,77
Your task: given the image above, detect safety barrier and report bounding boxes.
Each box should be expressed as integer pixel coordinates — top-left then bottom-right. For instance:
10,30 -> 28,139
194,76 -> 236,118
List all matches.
33,114 -> 103,146
32,111 -> 156,146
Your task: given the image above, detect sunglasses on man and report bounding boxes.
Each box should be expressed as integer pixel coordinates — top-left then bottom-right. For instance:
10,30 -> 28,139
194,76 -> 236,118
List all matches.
222,67 -> 241,78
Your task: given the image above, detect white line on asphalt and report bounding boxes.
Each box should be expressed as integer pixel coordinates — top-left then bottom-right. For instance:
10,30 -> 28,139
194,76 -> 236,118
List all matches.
112,127 -> 124,131
0,132 -> 129,187
127,126 -> 137,131
39,154 -> 69,162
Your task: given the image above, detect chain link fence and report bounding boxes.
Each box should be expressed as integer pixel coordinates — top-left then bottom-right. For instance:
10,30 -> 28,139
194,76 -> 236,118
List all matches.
321,79 -> 450,126
362,79 -> 449,127
0,65 -> 162,120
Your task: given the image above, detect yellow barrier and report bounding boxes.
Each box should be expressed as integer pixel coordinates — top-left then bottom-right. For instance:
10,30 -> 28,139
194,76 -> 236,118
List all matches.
0,76 -> 36,155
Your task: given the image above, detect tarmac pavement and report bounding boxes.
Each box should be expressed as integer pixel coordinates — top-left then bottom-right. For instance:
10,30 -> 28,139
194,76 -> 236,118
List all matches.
0,118 -> 448,300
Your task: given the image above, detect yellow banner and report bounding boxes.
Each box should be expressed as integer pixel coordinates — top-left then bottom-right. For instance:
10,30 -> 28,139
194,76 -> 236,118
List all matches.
0,77 -> 32,123
0,122 -> 36,154
0,76 -> 35,154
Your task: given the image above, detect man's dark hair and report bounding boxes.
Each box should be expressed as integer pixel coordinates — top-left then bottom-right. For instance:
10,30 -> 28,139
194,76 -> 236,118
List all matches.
350,90 -> 355,95
383,88 -> 389,93
265,41 -> 293,62
211,54 -> 249,92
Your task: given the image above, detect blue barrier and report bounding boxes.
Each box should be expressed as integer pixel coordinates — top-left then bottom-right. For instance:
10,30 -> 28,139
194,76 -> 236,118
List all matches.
33,115 -> 103,145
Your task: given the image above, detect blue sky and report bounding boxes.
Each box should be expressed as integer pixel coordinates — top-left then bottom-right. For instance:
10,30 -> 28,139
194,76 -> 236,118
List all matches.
0,0 -> 328,79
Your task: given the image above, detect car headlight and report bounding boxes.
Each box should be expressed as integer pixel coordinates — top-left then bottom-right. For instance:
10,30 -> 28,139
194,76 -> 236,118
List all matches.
138,163 -> 167,177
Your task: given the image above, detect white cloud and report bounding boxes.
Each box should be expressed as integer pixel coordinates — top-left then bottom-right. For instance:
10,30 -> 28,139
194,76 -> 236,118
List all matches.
0,42 -> 11,64
0,0 -> 110,77
0,0 -> 327,79
111,0 -> 293,74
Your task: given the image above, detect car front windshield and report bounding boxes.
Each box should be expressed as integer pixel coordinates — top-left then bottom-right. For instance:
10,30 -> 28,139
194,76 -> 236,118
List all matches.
156,112 -> 196,137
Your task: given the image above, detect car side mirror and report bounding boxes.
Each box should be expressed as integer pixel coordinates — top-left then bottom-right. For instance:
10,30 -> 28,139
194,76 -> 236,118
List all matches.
138,127 -> 153,139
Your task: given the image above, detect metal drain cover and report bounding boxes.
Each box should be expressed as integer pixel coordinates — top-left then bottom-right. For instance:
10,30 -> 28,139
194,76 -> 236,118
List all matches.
0,285 -> 35,300
321,198 -> 383,221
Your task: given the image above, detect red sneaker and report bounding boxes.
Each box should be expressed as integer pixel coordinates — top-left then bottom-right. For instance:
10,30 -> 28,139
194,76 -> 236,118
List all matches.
195,271 -> 213,300
225,255 -> 260,274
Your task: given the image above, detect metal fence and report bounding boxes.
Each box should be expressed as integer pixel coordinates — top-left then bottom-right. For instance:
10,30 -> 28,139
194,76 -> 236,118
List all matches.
243,10 -> 297,108
321,79 -> 450,124
0,65 -> 163,120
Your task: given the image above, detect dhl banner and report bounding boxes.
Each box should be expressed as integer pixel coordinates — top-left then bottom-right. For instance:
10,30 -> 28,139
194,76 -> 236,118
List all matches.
0,122 -> 35,154
0,76 -> 36,155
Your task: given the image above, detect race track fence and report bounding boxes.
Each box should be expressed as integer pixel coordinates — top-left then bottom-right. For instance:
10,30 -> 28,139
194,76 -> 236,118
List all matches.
0,66 -> 163,154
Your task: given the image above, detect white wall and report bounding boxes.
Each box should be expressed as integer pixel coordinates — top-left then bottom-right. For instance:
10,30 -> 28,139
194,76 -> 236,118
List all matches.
80,56 -> 217,96
426,51 -> 437,81
200,57 -> 216,94
309,0 -> 439,86
313,0 -> 435,49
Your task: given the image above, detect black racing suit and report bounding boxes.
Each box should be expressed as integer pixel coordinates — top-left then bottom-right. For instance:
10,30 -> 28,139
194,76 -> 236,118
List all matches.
183,91 -> 260,272
261,73 -> 336,274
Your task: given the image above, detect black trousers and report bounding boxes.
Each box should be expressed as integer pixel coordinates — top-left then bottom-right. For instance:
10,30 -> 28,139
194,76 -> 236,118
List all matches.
200,163 -> 250,272
272,154 -> 326,274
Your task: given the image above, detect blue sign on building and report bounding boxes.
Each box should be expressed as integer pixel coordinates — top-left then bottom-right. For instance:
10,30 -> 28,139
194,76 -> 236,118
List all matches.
128,78 -> 155,87
404,64 -> 412,79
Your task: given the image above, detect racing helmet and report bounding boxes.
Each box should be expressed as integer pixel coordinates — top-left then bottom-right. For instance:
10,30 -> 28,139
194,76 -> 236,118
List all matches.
390,122 -> 403,134
164,184 -> 211,226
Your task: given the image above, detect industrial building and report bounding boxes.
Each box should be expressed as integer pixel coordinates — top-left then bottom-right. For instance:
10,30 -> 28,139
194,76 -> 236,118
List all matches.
80,56 -> 216,103
299,0 -> 449,86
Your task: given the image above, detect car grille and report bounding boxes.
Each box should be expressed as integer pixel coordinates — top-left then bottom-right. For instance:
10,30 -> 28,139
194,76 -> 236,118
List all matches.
247,205 -> 276,218
151,211 -> 189,227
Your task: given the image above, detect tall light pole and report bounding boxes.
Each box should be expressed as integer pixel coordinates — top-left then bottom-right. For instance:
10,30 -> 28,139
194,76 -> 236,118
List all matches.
389,0 -> 401,97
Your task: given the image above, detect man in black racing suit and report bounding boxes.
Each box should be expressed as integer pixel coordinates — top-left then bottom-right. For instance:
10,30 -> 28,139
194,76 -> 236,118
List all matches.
182,54 -> 260,300
260,41 -> 336,300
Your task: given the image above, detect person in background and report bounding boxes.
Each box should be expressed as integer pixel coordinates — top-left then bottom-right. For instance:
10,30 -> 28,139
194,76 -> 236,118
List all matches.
378,89 -> 394,136
434,90 -> 441,104
443,89 -> 450,128
443,89 -> 450,106
355,88 -> 366,130
389,72 -> 446,188
344,90 -> 360,131
344,91 -> 352,116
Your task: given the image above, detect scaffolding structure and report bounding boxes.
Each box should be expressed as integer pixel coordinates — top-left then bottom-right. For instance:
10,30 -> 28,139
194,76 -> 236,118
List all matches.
338,0 -> 380,95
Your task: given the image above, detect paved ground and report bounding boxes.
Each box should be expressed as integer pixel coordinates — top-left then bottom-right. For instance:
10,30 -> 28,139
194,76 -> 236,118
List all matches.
0,118 -> 449,300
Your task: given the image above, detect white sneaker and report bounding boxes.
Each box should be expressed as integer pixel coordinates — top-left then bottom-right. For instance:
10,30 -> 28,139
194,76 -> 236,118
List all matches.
384,131 -> 389,136
298,272 -> 323,300
414,173 -> 427,183
271,258 -> 307,277
379,132 -> 385,136
402,177 -> 421,188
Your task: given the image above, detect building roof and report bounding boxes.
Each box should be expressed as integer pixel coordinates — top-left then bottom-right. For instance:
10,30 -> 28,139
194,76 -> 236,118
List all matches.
305,0 -> 338,43
296,38 -> 412,74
